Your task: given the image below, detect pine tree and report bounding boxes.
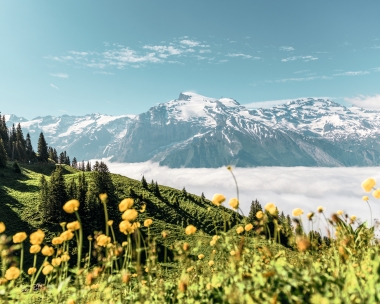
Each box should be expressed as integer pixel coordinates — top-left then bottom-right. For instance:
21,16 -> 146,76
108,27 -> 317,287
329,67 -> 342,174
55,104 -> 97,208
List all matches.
72,157 -> 78,168
0,138 -> 7,168
65,155 -> 70,165
141,175 -> 148,188
67,178 -> 77,200
247,199 -> 263,223
37,132 -> 49,163
0,114 -> 9,156
38,175 -> 50,223
154,181 -> 160,197
25,133 -> 36,163
59,151 -> 66,164
182,187 -> 187,196
85,161 -> 91,171
47,166 -> 68,223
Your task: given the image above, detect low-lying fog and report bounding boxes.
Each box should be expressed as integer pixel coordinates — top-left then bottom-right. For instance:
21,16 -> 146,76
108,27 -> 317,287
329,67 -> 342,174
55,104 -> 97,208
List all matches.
97,159 -> 380,231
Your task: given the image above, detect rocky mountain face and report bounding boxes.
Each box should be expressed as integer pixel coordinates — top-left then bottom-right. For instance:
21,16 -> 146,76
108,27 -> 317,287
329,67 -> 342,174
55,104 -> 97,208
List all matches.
6,92 -> 380,167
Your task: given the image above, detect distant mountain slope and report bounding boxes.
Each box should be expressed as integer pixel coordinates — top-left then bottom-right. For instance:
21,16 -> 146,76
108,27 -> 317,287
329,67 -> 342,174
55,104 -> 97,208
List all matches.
5,92 -> 380,167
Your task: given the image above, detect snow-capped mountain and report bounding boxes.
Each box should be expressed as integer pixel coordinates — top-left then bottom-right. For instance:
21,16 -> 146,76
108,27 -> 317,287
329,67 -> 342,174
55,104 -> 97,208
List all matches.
5,113 -> 134,161
5,92 -> 380,167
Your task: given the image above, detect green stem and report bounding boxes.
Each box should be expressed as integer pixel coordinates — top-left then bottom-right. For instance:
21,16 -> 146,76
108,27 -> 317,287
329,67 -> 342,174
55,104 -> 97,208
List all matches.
75,211 -> 83,270
29,254 -> 38,293
102,202 -> 109,237
30,256 -> 48,293
20,242 -> 24,274
366,200 -> 373,227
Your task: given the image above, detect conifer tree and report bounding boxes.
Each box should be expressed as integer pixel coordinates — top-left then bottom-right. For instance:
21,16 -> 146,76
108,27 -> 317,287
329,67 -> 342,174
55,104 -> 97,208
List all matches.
59,151 -> 66,164
65,155 -> 70,165
25,133 -> 36,163
37,132 -> 49,163
12,161 -> 21,173
182,187 -> 187,196
67,178 -> 77,200
47,166 -> 68,223
72,157 -> 78,168
0,138 -> 7,168
85,161 -> 91,171
154,181 -> 160,197
38,175 -> 50,223
0,114 -> 9,155
141,175 -> 148,188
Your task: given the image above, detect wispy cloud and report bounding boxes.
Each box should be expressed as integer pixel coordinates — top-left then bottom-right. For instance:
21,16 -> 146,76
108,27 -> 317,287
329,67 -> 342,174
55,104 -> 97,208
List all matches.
50,73 -> 68,78
293,70 -> 309,74
244,97 -> 333,109
345,94 -> 380,109
281,55 -> 318,62
333,71 -> 370,76
272,76 -> 332,83
226,53 -> 260,60
279,46 -> 295,51
50,84 -> 60,90
93,71 -> 114,75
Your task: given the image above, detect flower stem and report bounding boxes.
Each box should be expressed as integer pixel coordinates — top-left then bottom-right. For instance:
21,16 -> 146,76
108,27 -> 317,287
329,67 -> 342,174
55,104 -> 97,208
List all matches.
366,200 -> 373,227
75,211 -> 83,270
20,242 -> 24,274
102,202 -> 109,237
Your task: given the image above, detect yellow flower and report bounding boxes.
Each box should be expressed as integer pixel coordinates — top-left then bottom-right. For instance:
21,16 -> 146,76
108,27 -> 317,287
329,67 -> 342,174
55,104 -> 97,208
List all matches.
228,198 -> 239,209
245,223 -> 253,231
60,230 -> 74,241
227,165 -> 232,171
373,190 -> 380,199
119,220 -> 134,235
307,212 -> 314,220
0,222 -> 5,234
52,237 -> 64,245
122,241 -> 128,247
198,254 -> 205,260
132,222 -> 140,229
265,203 -> 277,215
212,193 -> 226,206
317,206 -> 324,213
144,219 -> 153,227
67,221 -> 80,231
139,204 -> 146,213
42,264 -> 54,275
13,232 -> 27,243
208,260 -> 214,267
236,226 -> 244,234
61,253 -> 70,262
30,229 -> 45,245
292,208 -> 304,217
63,199 -> 80,214
122,209 -> 138,221
28,267 -> 37,275
5,266 -> 20,280
185,225 -> 197,235
67,299 -> 75,304
256,211 -> 263,219
230,250 -> 236,256
362,196 -> 369,201
41,246 -> 54,257
96,234 -> 111,247
99,193 -> 108,203
119,198 -> 134,212
161,231 -> 169,238
30,245 -> 41,254
337,210 -> 344,216
361,178 -> 376,192
350,215 -> 357,222
52,257 -> 61,267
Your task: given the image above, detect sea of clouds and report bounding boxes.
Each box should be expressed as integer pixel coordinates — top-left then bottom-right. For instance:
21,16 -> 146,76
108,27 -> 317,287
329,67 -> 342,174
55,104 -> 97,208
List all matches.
95,159 -> 380,231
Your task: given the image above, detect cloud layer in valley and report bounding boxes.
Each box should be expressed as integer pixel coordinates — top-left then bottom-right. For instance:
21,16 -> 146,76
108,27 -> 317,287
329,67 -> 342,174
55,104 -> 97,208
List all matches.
98,160 -> 380,231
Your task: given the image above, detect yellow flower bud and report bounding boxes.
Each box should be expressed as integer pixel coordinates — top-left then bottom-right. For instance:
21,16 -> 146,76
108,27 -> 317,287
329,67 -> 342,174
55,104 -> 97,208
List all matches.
60,230 -> 74,241
144,219 -> 153,227
228,198 -> 239,209
372,190 -> 380,199
61,253 -> 70,262
208,260 -> 214,267
96,234 -> 111,247
67,221 -> 80,231
5,266 -> 20,280
292,208 -> 304,217
122,209 -> 138,221
256,211 -> 263,219
161,231 -> 168,238
41,246 -> 54,257
13,232 -> 27,243
28,267 -> 37,275
107,220 -> 114,226
63,199 -> 80,214
0,222 -> 5,234
52,257 -> 62,267
99,193 -> 108,203
119,220 -> 134,235
198,254 -> 205,260
119,198 -> 134,212
350,215 -> 357,222
362,196 -> 369,201
42,264 -> 54,276
361,178 -> 376,193
30,229 -> 45,245
236,226 -> 244,234
185,225 -> 197,235
337,210 -> 343,216
30,245 -> 41,254
245,223 -> 253,231
52,237 -> 64,245
307,212 -> 314,220
317,206 -> 324,213
212,194 -> 226,206
265,203 -> 277,215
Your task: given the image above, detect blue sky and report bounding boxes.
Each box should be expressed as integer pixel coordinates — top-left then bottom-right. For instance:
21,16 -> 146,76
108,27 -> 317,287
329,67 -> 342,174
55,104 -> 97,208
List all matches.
1,1 -> 380,119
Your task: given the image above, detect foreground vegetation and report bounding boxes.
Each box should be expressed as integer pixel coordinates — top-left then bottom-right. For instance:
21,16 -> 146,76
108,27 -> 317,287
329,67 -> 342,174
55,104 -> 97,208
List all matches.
0,162 -> 380,303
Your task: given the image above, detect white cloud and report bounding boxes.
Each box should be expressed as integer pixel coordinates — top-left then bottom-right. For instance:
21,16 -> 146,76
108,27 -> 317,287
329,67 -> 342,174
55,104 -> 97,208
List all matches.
226,53 -> 260,60
180,39 -> 200,47
143,45 -> 183,56
199,49 -> 211,54
244,97 -> 333,109
93,71 -> 114,75
68,51 -> 89,56
99,160 -> 380,228
50,84 -> 60,90
293,70 -> 309,74
281,56 -> 318,62
50,73 -> 68,78
273,76 -> 332,83
345,94 -> 380,109
280,46 -> 295,51
103,48 -> 162,67
333,71 -> 369,76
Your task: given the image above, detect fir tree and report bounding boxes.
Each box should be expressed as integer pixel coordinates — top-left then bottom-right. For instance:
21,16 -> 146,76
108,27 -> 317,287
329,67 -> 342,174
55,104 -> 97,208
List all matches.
141,175 -> 148,188
65,155 -> 70,165
47,166 -> 68,223
37,132 -> 49,163
59,151 -> 66,164
25,133 -> 35,163
85,161 -> 91,172
38,175 -> 50,224
67,178 -> 78,200
154,181 -> 160,197
0,138 -> 7,168
72,157 -> 78,168
182,187 -> 187,196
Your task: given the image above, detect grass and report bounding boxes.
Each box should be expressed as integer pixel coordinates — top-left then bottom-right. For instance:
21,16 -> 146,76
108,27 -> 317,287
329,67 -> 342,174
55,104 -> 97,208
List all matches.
0,162 -> 379,303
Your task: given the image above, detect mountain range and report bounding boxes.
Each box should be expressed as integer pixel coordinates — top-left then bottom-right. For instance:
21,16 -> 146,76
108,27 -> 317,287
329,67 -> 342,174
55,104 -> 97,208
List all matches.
5,92 -> 380,167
